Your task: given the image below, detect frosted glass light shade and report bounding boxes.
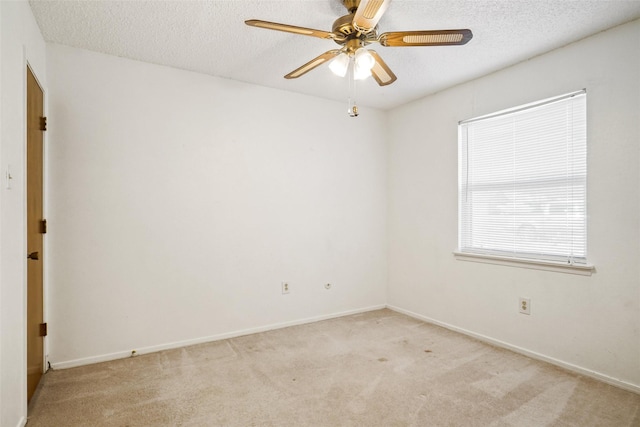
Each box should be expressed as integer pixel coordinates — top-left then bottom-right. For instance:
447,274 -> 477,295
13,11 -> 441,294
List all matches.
354,63 -> 372,80
329,53 -> 349,77
354,48 -> 375,70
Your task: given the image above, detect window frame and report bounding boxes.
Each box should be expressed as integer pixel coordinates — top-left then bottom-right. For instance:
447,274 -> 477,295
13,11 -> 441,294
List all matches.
455,90 -> 594,275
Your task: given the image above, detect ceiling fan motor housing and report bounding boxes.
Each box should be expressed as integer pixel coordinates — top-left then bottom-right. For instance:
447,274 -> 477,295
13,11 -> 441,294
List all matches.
332,14 -> 377,52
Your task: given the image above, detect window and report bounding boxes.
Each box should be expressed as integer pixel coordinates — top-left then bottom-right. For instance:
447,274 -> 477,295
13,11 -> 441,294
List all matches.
458,90 -> 588,268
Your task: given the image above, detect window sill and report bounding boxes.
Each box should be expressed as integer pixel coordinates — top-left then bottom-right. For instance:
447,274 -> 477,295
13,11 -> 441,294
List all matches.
453,251 -> 595,276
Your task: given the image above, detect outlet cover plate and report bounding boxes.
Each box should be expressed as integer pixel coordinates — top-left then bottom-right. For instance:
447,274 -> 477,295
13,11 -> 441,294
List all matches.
519,298 -> 531,315
281,282 -> 290,294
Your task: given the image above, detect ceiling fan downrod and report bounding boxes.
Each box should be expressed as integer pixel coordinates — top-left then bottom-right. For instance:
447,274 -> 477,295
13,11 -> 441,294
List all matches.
342,0 -> 360,14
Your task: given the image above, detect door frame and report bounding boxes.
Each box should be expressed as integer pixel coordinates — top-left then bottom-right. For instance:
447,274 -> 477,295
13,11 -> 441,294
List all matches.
25,60 -> 48,401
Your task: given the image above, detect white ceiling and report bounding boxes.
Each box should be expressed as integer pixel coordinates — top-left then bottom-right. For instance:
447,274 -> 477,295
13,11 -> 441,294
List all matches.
29,0 -> 640,110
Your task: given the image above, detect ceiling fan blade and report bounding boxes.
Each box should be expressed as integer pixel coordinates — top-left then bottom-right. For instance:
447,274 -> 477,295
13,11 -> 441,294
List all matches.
368,50 -> 397,86
352,0 -> 391,33
379,29 -> 473,47
284,50 -> 342,79
245,19 -> 344,41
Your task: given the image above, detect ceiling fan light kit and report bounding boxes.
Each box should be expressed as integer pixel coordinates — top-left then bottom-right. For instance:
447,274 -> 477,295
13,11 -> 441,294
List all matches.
245,0 -> 473,116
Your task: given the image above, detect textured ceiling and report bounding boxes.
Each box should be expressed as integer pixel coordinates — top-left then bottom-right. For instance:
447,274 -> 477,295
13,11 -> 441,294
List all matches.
29,0 -> 640,110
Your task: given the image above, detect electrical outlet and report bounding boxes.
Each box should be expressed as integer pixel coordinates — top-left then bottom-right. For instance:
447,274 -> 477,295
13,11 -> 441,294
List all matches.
519,298 -> 531,315
281,282 -> 290,294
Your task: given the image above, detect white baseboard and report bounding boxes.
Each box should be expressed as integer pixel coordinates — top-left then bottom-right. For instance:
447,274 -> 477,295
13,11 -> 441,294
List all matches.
386,305 -> 640,395
50,305 -> 386,370
16,416 -> 26,427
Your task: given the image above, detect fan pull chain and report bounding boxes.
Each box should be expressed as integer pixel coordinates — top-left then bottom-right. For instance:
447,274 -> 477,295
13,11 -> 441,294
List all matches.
347,57 -> 359,117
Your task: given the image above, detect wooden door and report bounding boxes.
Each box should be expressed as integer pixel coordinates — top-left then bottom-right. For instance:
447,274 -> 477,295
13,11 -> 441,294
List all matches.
26,66 -> 45,402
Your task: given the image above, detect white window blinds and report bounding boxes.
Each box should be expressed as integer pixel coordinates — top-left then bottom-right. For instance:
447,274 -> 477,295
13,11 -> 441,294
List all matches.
458,90 -> 587,264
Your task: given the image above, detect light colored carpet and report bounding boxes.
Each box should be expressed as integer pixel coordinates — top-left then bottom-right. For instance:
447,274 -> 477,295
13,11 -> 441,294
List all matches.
27,309 -> 640,426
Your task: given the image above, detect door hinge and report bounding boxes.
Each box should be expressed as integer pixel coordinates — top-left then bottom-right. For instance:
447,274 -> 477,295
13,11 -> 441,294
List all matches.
39,219 -> 47,234
40,116 -> 47,131
39,323 -> 47,337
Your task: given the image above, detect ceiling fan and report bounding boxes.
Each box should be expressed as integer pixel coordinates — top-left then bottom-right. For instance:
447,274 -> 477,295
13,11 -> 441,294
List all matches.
245,0 -> 473,87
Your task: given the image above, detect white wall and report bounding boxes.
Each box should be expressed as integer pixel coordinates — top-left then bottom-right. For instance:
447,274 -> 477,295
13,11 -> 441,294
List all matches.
46,44 -> 388,367
0,1 -> 47,426
388,19 -> 640,390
